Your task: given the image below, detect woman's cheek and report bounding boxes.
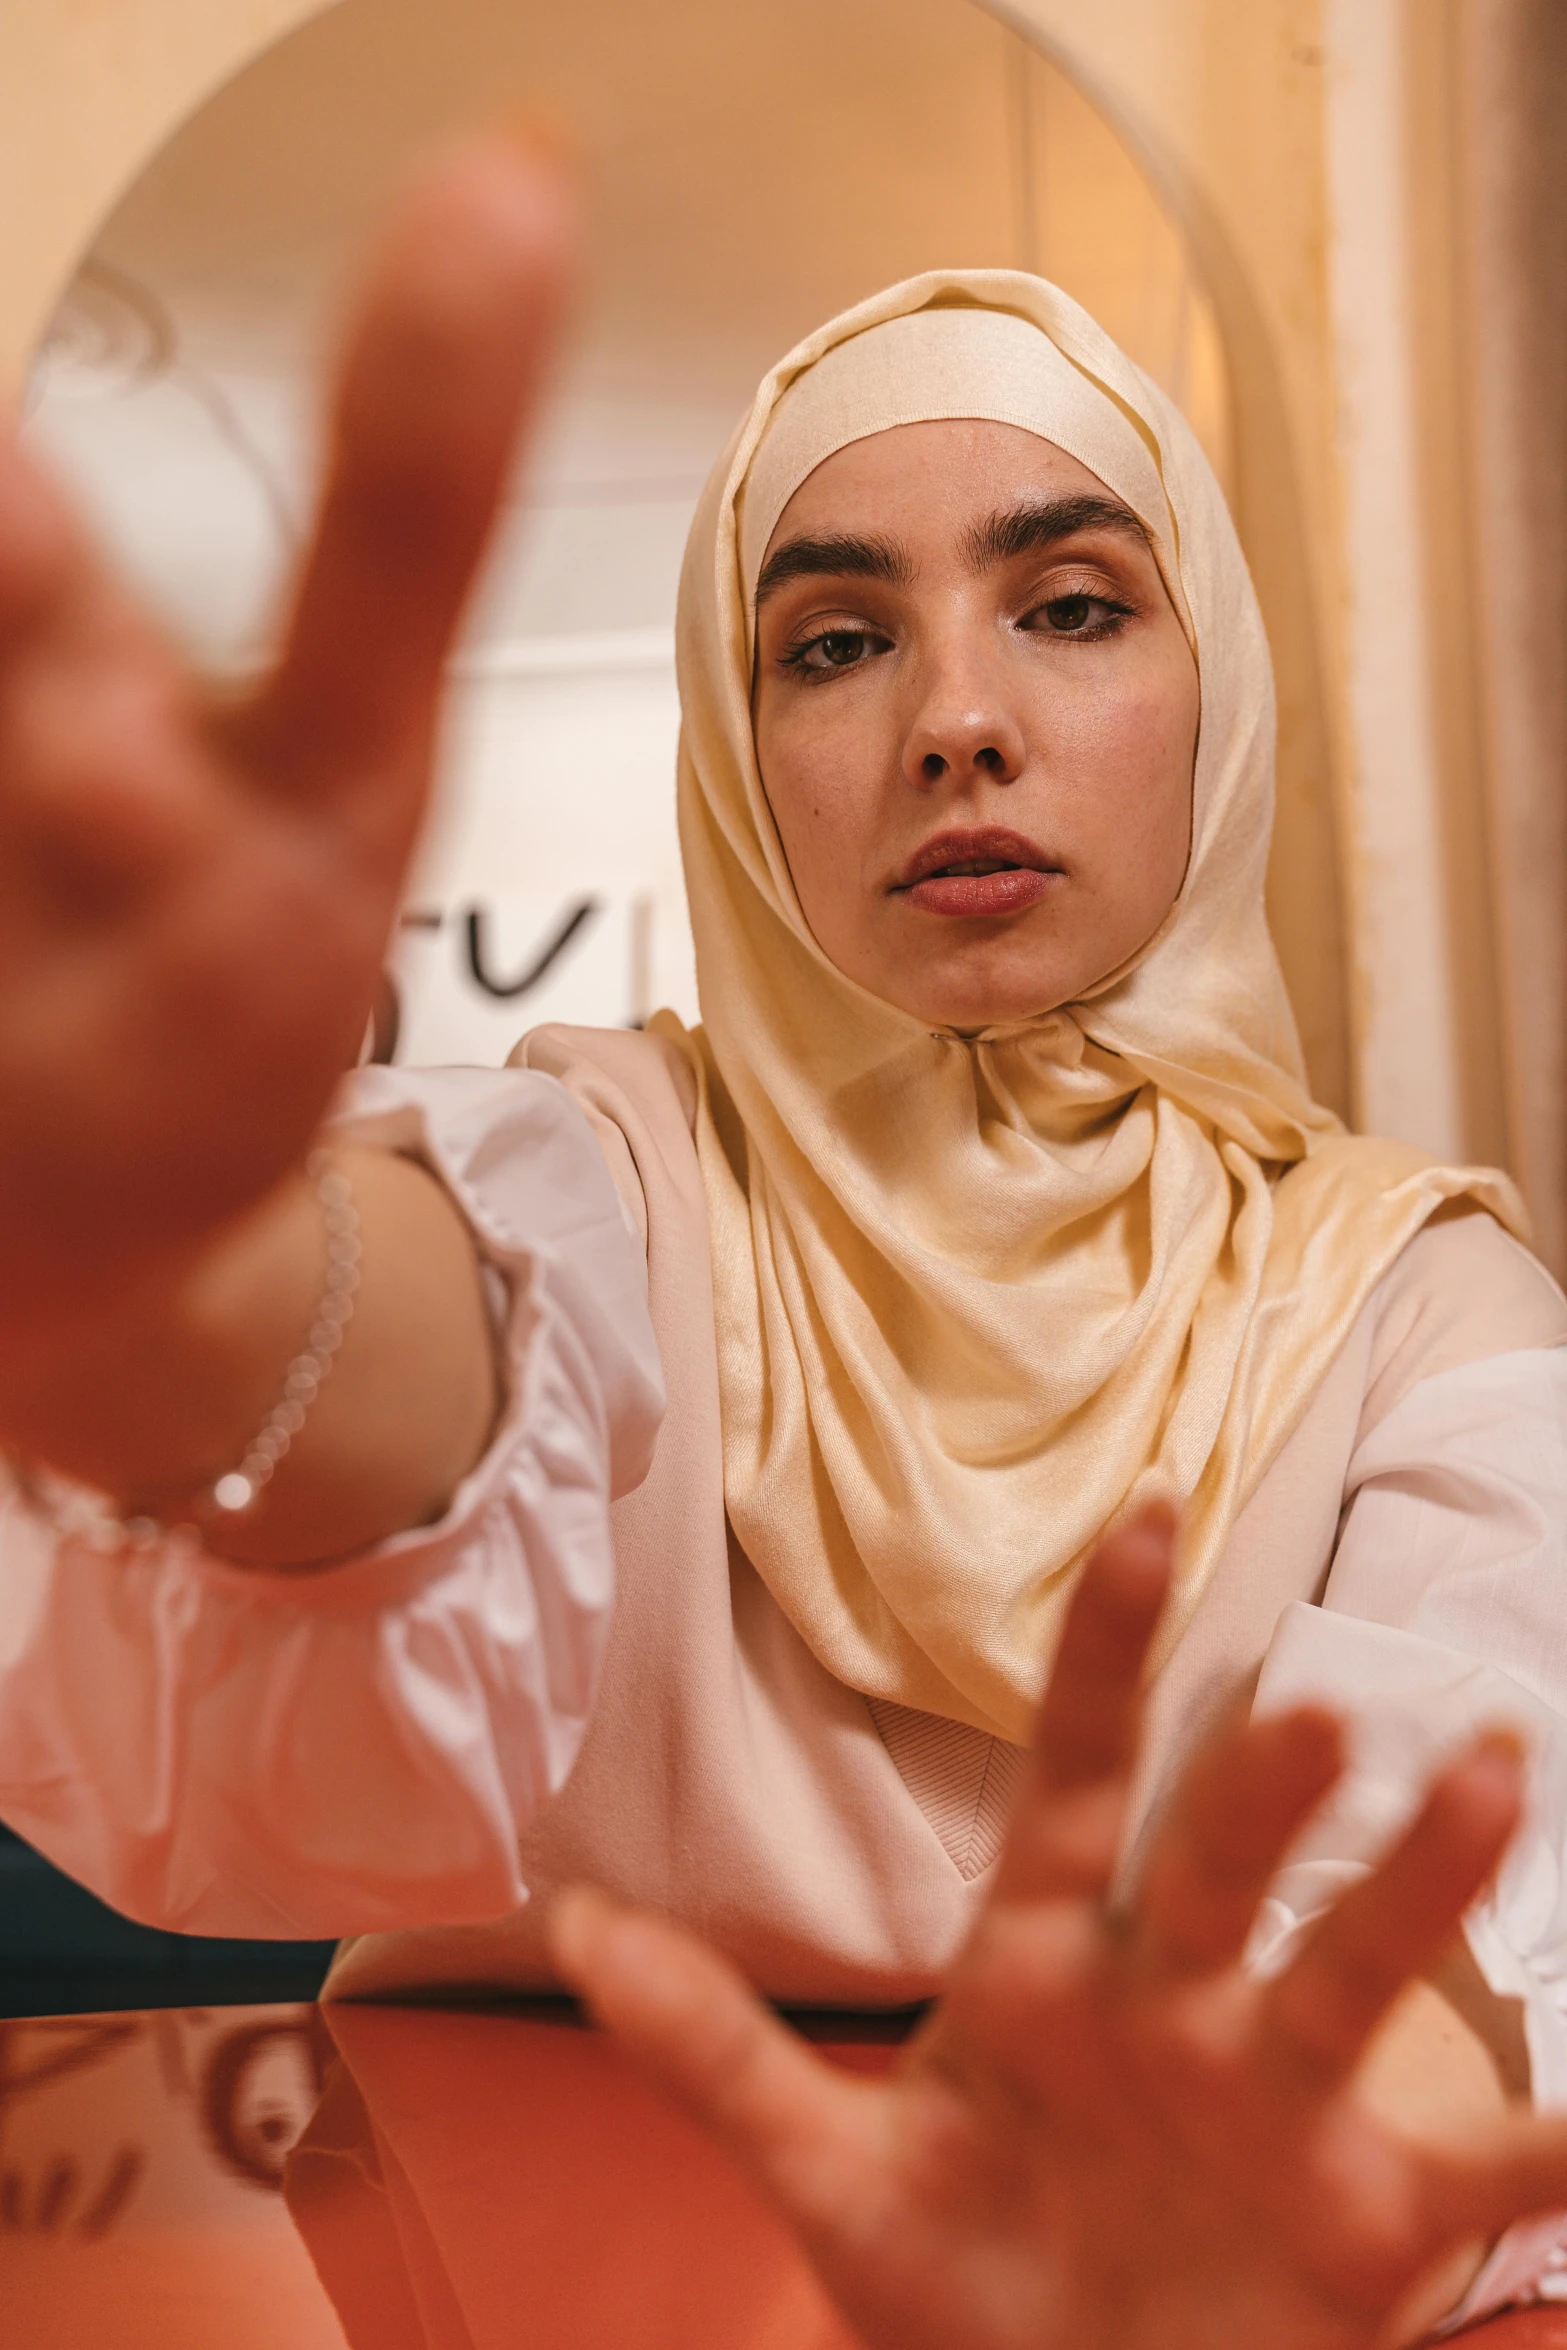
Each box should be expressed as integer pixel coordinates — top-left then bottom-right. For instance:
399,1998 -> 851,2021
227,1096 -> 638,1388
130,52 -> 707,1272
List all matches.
763,747 -> 857,936
1092,682 -> 1195,830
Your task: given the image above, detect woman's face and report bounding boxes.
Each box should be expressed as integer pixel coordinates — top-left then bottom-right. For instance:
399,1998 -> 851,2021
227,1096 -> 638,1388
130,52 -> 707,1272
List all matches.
751,419 -> 1199,1029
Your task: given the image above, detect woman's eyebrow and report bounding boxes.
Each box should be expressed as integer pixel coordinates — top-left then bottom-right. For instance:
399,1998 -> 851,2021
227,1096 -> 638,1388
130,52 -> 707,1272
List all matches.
965,494 -> 1152,571
754,531 -> 913,608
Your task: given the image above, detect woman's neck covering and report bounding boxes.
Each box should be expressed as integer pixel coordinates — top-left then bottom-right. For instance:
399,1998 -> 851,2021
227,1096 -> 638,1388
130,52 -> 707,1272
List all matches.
652,270 -> 1521,1743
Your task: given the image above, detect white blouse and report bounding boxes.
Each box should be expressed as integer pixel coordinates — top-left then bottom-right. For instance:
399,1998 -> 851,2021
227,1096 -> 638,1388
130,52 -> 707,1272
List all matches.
0,1062 -> 1565,2326
0,1066 -> 663,1940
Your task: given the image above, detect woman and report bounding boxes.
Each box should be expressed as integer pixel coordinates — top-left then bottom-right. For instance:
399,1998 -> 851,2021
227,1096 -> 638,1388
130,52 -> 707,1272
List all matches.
2,140 -> 1567,2344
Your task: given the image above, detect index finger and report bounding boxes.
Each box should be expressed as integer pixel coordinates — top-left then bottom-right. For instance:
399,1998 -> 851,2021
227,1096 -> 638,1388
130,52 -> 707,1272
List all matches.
241,135 -> 577,816
992,1503 -> 1174,1905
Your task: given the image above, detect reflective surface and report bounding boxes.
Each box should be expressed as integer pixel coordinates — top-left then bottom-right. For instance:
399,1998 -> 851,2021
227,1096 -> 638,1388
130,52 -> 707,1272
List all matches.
2,1999 -> 1564,2347
0,2004 -> 344,2348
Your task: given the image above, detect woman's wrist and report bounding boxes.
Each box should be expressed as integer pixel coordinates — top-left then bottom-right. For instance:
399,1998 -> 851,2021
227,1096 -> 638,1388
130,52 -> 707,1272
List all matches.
3,1142 -> 498,1568
194,1144 -> 499,1568
1357,1980 -> 1510,2341
14,1150 -> 363,1550
0,1159 -> 327,1503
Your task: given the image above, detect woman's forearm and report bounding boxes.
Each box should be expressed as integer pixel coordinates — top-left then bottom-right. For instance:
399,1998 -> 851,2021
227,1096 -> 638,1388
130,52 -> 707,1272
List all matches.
1357,1978 -> 1513,2342
1359,1977 -> 1515,2138
0,1143 -> 498,1567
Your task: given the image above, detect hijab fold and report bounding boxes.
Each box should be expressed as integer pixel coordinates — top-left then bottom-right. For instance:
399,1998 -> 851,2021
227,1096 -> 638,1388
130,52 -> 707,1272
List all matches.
653,271 -> 1521,1743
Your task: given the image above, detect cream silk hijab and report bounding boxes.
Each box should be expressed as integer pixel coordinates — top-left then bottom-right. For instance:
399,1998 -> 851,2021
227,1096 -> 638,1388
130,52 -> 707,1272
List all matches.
651,270 -> 1521,1744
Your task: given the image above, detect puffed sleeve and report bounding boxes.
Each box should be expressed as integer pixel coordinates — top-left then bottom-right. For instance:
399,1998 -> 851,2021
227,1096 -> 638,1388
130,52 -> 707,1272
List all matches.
1246,1344 -> 1567,2324
0,1063 -> 664,1942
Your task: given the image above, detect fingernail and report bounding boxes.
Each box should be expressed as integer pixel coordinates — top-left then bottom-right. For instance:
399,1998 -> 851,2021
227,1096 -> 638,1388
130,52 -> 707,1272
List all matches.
490,110 -> 584,180
1472,1726 -> 1529,1774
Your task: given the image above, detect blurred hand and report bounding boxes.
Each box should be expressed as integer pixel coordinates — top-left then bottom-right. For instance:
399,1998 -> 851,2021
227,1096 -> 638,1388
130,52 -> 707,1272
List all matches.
554,1508 -> 1567,2350
1462,2317 -> 1567,2346
0,136 -> 574,1353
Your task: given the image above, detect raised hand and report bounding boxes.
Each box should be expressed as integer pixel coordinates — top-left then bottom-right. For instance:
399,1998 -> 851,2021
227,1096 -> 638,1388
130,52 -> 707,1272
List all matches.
0,135 -> 574,1347
552,1509 -> 1567,2350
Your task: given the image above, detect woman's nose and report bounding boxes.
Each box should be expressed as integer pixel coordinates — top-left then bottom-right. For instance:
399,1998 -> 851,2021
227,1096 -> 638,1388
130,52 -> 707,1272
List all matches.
901,649 -> 1027,791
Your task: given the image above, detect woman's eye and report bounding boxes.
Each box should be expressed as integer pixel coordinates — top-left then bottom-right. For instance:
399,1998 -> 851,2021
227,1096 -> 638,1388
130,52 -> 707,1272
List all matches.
786,627 -> 889,677
1027,591 -> 1129,640
1046,595 -> 1094,631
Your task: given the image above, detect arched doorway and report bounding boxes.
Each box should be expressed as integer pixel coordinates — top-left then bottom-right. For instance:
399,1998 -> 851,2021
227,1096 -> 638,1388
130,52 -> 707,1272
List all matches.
26,0 -> 1341,1087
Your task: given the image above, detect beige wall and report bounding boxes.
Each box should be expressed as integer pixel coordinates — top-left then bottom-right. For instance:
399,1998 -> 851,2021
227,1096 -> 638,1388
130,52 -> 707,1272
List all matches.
1451,0 -> 1567,1271
1007,0 -> 1355,1132
1018,0 -> 1567,1266
0,1 -> 337,389
5,0 -> 1561,1260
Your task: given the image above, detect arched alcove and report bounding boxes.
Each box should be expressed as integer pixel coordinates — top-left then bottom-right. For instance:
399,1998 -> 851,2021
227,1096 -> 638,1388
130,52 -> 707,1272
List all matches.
23,0 -> 1343,1096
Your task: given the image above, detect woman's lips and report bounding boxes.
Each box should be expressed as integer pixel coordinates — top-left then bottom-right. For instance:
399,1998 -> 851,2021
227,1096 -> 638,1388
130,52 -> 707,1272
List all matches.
891,827 -> 1059,919
904,867 -> 1053,917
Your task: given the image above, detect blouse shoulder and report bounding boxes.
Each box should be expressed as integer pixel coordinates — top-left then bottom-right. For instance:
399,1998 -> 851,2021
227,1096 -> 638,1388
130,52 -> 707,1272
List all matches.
508,1024 -> 703,1252
1359,1205 -> 1567,1437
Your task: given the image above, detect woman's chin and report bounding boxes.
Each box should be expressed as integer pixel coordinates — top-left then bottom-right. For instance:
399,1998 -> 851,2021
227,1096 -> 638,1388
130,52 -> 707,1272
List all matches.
878,968 -> 1076,1031
854,900 -> 1104,1032
863,909 -> 1164,1031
